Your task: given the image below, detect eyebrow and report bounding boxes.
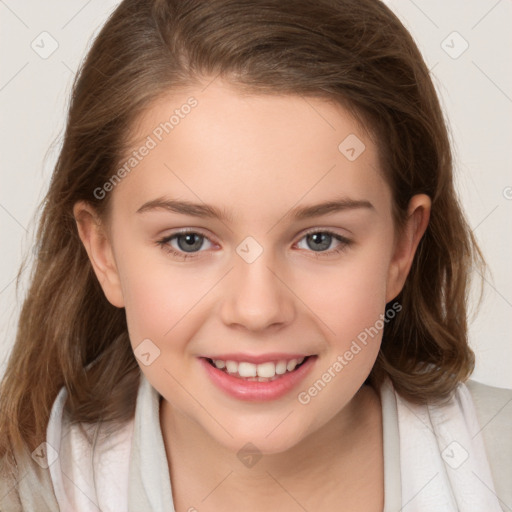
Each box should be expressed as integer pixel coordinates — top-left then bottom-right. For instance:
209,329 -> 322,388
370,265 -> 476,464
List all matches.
136,196 -> 374,221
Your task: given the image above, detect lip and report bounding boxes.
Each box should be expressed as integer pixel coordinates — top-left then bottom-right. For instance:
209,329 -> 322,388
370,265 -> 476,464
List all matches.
199,355 -> 317,402
203,353 -> 311,364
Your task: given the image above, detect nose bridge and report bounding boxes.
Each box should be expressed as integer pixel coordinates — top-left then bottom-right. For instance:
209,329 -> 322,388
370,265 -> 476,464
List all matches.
219,237 -> 295,331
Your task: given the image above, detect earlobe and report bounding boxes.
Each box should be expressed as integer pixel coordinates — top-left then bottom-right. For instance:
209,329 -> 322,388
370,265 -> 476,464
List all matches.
73,201 -> 125,308
385,194 -> 431,303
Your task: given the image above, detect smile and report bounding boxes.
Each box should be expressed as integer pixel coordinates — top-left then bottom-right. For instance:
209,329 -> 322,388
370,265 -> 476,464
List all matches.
206,356 -> 309,381
199,355 -> 317,401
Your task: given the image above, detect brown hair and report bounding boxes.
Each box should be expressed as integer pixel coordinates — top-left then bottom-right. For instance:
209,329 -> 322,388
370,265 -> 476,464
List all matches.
0,0 -> 484,481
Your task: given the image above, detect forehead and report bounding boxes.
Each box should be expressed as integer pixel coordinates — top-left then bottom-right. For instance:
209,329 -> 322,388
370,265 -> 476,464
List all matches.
111,79 -> 391,223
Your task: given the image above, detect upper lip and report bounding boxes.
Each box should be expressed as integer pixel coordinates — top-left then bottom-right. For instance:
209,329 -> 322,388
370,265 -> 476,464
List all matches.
202,353 -> 314,364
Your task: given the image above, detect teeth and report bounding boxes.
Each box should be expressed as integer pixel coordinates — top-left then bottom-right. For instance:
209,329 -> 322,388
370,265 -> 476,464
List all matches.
286,359 -> 298,372
211,357 -> 309,379
257,362 -> 276,378
226,360 -> 238,374
238,362 -> 257,378
275,361 -> 287,375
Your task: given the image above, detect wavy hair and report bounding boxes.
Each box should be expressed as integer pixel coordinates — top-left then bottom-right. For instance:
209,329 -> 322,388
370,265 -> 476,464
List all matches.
0,0 -> 484,481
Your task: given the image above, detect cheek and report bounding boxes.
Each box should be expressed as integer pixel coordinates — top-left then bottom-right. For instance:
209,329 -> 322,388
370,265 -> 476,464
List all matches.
297,250 -> 391,342
293,254 -> 391,424
111,239 -> 196,349
121,267 -> 203,347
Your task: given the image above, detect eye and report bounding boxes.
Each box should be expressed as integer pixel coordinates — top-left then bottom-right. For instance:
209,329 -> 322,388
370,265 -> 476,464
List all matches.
156,228 -> 352,261
295,230 -> 352,256
156,230 -> 215,260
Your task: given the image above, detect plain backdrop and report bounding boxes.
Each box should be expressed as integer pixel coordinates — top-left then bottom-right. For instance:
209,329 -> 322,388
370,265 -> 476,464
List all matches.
1,0 -> 511,388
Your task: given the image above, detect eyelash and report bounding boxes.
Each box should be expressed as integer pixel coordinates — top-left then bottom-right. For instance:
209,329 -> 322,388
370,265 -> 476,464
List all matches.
156,228 -> 352,261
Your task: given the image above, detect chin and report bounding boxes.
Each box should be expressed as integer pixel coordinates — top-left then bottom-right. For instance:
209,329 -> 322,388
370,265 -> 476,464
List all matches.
207,416 -> 311,456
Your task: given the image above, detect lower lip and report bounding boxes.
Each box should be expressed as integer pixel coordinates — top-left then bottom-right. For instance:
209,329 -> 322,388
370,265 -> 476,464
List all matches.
199,356 -> 317,402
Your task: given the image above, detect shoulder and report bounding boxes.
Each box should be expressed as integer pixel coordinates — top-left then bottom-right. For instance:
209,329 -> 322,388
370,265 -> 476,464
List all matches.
0,388 -> 68,511
0,445 -> 60,511
465,379 -> 512,435
46,386 -> 134,511
464,379 -> 512,509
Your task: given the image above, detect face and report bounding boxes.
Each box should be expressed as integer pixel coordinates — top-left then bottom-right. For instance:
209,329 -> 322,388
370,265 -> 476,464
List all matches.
76,78 -> 429,454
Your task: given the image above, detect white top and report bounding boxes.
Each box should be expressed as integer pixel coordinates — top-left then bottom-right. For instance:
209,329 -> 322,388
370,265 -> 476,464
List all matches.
43,374 -> 509,512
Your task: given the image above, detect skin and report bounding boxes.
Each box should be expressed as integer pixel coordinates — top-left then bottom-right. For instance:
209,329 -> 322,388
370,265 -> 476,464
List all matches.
74,78 -> 430,511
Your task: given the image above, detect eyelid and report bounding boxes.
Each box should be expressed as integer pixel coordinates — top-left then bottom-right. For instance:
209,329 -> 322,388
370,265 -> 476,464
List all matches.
156,228 -> 217,260
298,226 -> 351,241
158,227 -> 216,244
293,227 -> 352,257
157,227 -> 353,259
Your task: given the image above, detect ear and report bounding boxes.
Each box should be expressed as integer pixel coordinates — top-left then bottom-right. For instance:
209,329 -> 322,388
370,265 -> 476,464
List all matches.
73,201 -> 125,308
386,194 -> 431,303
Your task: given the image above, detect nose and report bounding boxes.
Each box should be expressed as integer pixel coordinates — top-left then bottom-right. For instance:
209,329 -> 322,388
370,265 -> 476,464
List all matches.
219,250 -> 296,332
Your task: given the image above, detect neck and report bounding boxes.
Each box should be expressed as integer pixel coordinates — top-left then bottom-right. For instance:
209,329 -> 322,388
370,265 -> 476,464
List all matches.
160,384 -> 383,511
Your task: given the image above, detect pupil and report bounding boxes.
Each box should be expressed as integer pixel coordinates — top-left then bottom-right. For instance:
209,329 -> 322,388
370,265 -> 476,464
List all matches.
308,232 -> 331,251
178,233 -> 203,252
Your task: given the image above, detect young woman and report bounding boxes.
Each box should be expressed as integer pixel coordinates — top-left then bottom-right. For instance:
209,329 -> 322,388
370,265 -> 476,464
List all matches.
1,0 -> 510,511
